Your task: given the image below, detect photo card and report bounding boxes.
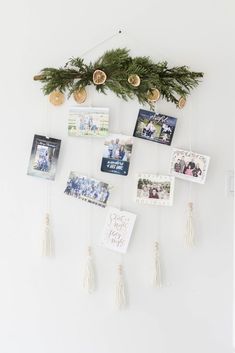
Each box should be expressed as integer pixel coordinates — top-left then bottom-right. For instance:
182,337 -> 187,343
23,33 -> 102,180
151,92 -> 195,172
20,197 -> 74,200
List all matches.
68,107 -> 109,137
101,134 -> 133,176
136,174 -> 175,206
133,109 -> 177,146
27,134 -> 61,180
101,207 -> 136,254
64,172 -> 111,208
169,148 -> 210,184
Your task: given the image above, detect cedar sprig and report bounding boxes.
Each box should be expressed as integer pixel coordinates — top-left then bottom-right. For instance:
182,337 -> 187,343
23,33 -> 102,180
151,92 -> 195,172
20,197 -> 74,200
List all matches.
34,48 -> 203,106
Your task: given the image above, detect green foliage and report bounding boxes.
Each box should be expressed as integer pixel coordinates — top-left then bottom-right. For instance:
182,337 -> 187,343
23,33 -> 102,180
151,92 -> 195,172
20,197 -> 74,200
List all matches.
34,48 -> 203,107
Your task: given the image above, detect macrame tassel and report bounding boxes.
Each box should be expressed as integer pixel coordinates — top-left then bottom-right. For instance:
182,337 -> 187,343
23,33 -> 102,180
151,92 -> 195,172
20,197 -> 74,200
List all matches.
115,264 -> 127,310
153,241 -> 162,288
83,246 -> 95,294
185,202 -> 194,247
42,213 -> 54,257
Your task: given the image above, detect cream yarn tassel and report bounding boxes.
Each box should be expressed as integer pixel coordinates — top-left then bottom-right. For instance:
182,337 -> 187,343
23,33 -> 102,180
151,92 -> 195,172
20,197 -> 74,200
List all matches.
185,202 -> 194,247
83,246 -> 95,294
153,241 -> 162,288
115,264 -> 127,310
42,213 -> 54,257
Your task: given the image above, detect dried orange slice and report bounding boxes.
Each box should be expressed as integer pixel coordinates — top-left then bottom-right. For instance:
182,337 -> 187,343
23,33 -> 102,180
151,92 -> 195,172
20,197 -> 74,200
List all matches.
147,88 -> 160,102
93,70 -> 107,85
49,91 -> 65,106
73,87 -> 87,104
128,74 -> 141,87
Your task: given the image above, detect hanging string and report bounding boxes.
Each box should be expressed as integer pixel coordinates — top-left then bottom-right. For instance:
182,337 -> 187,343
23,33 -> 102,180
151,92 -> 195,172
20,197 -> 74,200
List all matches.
188,102 -> 193,202
42,97 -> 54,257
153,131 -> 163,287
184,102 -> 195,247
113,96 -> 128,309
82,30 -> 124,294
68,30 -> 123,62
83,109 -> 96,293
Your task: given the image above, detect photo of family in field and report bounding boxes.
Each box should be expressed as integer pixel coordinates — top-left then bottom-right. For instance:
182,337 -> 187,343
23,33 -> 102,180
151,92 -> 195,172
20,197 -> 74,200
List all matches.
68,107 -> 109,137
170,148 -> 210,184
133,109 -> 177,146
136,174 -> 175,206
64,173 -> 110,208
101,134 -> 133,176
27,135 -> 61,180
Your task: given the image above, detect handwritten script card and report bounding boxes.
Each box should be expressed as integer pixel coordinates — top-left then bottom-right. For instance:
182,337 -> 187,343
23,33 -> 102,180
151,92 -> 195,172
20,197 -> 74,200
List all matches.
101,207 -> 136,253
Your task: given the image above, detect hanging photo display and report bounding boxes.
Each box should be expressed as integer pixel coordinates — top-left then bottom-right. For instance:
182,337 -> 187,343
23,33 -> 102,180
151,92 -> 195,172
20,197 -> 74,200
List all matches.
27,134 -> 61,180
133,109 -> 177,146
68,107 -> 109,137
101,207 -> 136,254
101,134 -> 133,176
136,174 -> 175,206
64,172 -> 111,208
169,148 -> 210,184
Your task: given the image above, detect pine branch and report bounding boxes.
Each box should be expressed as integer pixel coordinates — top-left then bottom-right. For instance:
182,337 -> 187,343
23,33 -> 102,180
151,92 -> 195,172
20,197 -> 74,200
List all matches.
33,48 -> 203,106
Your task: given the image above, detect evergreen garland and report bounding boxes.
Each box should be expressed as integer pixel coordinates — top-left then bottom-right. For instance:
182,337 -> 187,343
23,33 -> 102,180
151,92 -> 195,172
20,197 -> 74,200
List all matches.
34,48 -> 203,107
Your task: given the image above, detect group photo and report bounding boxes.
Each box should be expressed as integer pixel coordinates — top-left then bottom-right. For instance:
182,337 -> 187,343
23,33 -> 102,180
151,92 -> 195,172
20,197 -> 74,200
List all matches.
170,148 -> 210,184
101,134 -> 133,176
103,134 -> 133,162
64,173 -> 110,208
136,174 -> 175,206
133,109 -> 177,146
68,107 -> 109,137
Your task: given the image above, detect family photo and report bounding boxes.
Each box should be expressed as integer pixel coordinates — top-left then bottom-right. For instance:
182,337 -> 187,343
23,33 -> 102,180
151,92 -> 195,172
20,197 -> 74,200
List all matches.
101,134 -> 133,176
133,109 -> 177,146
170,148 -> 210,184
27,135 -> 61,180
64,172 -> 110,208
136,174 -> 175,206
68,107 -> 109,137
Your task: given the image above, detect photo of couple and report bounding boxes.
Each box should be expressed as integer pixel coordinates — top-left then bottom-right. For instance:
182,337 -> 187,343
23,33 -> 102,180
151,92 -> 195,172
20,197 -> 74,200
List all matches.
64,173 -> 110,208
133,109 -> 177,146
68,107 -> 109,137
136,174 -> 175,206
101,134 -> 133,176
170,148 -> 210,184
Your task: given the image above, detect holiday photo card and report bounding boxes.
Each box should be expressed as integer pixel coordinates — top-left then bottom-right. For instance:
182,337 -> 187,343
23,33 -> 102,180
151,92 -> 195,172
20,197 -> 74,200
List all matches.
135,174 -> 175,206
101,207 -> 136,254
64,172 -> 111,208
101,134 -> 133,176
27,134 -> 61,180
169,148 -> 210,184
68,107 -> 109,137
133,109 -> 177,146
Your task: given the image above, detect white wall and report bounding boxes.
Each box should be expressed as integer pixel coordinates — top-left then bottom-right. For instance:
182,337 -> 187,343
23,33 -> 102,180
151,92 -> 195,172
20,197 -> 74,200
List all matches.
0,1 -> 233,353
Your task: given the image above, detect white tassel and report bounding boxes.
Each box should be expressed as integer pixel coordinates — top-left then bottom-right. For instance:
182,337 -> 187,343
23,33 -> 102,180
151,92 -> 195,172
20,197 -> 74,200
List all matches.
153,241 -> 162,288
42,213 -> 54,257
115,264 -> 127,310
83,246 -> 95,294
185,202 -> 194,247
